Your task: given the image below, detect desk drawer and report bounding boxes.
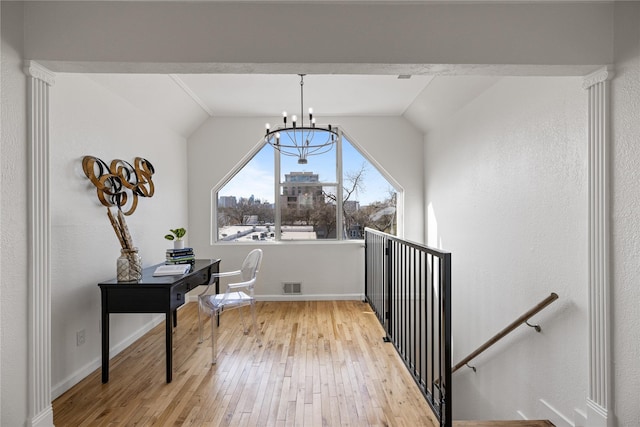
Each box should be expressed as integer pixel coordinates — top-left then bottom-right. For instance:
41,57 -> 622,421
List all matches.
170,281 -> 188,310
171,268 -> 211,310
184,269 -> 210,292
107,287 -> 167,313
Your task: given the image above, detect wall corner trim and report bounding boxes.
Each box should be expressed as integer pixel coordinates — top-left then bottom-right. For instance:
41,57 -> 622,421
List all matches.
582,66 -> 614,90
24,60 -> 56,87
583,65 -> 614,427
25,61 -> 55,427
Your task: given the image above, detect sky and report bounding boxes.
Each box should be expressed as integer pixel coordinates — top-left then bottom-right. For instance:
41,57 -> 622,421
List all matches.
217,134 -> 395,206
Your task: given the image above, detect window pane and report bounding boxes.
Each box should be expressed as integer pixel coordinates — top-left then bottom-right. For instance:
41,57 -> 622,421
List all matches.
217,144 -> 275,242
279,184 -> 337,240
280,131 -> 337,183
342,137 -> 397,238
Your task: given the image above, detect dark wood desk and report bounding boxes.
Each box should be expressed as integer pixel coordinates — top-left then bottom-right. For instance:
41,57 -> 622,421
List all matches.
98,258 -> 220,383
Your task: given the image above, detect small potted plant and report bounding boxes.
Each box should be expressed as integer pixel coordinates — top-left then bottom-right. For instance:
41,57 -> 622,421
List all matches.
165,227 -> 186,249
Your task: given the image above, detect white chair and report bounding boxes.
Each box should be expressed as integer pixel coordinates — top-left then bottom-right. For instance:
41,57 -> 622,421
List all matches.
197,249 -> 263,364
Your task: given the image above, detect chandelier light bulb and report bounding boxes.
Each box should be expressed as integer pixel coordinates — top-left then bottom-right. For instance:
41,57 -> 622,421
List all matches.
265,123 -> 270,135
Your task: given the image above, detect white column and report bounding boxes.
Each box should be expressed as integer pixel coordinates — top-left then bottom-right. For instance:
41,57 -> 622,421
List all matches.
582,66 -> 614,427
24,60 -> 55,427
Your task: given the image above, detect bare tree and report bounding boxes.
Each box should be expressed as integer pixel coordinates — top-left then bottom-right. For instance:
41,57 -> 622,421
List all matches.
324,162 -> 368,237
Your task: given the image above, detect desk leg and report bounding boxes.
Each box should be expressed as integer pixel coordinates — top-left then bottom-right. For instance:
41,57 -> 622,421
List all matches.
173,309 -> 178,328
166,310 -> 173,383
101,311 -> 109,383
216,279 -> 220,327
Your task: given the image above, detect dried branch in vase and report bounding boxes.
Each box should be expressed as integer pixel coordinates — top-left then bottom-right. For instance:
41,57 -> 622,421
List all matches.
107,208 -> 135,250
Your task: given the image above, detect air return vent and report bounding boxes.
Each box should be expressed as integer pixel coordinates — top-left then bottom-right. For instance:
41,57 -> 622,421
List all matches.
283,282 -> 302,294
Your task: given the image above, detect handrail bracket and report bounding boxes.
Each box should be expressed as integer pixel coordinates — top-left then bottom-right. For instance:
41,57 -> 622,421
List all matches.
525,320 -> 542,332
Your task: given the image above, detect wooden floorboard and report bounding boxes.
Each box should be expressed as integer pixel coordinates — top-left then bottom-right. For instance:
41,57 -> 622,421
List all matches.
453,422 -> 554,427
53,300 -> 440,427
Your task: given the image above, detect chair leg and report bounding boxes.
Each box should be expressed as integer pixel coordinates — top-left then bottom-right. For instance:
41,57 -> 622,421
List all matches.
197,298 -> 204,344
210,311 -> 218,365
251,302 -> 262,347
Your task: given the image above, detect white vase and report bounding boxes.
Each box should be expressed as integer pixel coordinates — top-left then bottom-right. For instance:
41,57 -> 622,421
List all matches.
174,239 -> 184,250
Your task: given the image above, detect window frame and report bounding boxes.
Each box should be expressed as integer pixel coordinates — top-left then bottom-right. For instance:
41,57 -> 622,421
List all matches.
211,127 -> 402,244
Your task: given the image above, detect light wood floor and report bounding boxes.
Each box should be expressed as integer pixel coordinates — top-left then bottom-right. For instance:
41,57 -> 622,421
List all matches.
53,300 -> 440,426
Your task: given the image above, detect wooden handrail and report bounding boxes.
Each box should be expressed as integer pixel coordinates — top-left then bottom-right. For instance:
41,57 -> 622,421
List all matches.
452,292 -> 559,374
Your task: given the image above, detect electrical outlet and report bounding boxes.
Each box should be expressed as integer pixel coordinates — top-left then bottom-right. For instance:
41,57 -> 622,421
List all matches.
76,329 -> 86,346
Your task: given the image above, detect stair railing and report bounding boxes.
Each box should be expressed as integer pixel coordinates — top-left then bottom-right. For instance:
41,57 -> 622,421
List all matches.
364,228 -> 452,427
452,292 -> 559,374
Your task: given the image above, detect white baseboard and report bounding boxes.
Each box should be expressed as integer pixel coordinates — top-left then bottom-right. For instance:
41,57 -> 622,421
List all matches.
187,293 -> 364,303
574,407 -> 588,427
538,399 -> 574,427
586,398 -> 611,427
27,405 -> 54,427
520,399 -> 591,427
51,314 -> 164,400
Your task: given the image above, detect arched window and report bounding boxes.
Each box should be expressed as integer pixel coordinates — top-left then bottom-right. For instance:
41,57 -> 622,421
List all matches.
214,130 -> 398,242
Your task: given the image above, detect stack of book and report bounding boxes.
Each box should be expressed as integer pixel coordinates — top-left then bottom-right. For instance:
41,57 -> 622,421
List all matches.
165,247 -> 195,265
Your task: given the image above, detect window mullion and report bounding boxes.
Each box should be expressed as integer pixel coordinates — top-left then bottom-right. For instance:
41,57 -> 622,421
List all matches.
336,131 -> 344,240
275,147 -> 282,240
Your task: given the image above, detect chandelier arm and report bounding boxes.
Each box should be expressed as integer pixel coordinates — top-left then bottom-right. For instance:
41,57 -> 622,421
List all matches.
283,129 -> 299,149
278,150 -> 302,157
305,145 -> 335,156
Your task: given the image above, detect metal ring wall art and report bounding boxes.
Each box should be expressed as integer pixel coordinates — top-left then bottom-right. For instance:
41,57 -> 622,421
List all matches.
82,156 -> 155,215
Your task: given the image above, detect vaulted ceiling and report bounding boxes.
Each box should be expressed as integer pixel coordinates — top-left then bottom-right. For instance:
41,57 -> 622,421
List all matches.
86,73 -> 502,139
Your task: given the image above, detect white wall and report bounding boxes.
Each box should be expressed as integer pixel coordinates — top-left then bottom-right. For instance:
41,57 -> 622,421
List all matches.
612,4 -> 640,427
1,3 -> 29,425
49,74 -> 189,397
425,77 -> 588,423
187,116 -> 423,299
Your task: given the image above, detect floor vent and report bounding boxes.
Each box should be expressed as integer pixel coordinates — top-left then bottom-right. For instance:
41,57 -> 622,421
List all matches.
283,282 -> 302,294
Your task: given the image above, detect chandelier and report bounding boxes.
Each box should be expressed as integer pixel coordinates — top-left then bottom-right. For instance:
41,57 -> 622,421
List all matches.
264,74 -> 338,164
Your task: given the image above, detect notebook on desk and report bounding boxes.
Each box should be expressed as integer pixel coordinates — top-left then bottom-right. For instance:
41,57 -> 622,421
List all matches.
152,264 -> 191,276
